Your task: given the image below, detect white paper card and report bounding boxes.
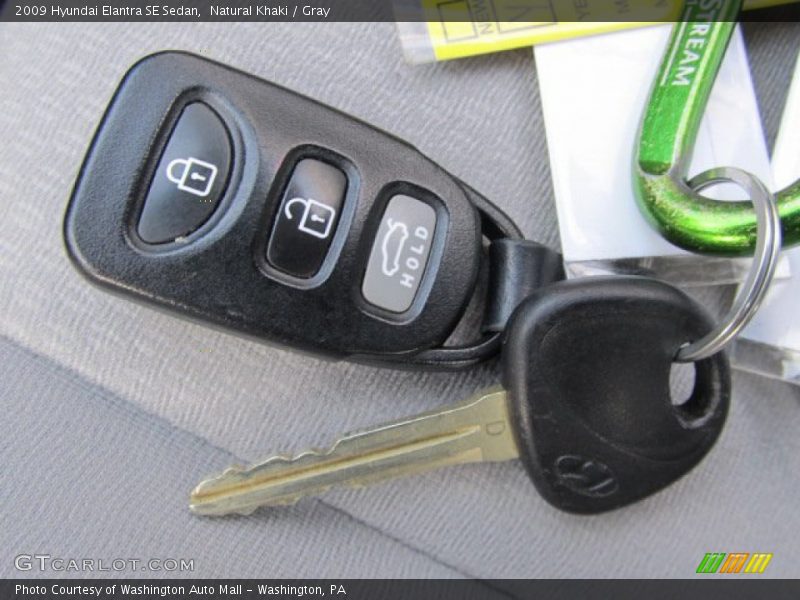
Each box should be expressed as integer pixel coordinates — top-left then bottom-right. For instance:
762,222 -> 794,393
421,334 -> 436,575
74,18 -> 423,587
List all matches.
535,26 -> 777,283
737,50 -> 800,381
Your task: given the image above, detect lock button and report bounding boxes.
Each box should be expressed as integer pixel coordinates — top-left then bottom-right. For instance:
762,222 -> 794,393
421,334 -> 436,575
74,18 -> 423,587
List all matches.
267,158 -> 347,279
137,102 -> 232,244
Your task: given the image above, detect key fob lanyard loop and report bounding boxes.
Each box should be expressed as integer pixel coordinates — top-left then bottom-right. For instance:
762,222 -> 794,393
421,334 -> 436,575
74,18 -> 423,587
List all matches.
634,0 -> 800,256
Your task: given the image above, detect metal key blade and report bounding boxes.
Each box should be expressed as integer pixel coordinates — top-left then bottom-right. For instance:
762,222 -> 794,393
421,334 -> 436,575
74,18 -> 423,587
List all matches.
189,387 -> 518,516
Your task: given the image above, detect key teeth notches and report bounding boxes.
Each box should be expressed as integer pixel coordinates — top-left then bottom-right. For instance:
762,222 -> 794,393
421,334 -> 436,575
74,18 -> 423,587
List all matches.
191,465 -> 243,492
249,438 -> 347,467
188,443 -> 347,516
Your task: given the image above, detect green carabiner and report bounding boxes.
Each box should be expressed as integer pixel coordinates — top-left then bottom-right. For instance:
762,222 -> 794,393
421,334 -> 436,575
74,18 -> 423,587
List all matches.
634,0 -> 800,256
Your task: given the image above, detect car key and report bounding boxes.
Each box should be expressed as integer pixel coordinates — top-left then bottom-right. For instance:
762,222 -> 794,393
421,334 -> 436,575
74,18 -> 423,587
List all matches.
189,277 -> 730,515
64,51 -> 562,370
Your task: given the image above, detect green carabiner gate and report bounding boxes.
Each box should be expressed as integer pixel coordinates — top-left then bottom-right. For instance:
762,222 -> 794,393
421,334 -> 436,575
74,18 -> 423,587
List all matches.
634,0 -> 800,256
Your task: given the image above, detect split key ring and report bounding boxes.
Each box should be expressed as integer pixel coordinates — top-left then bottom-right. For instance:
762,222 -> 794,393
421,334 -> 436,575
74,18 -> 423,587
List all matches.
676,167 -> 782,363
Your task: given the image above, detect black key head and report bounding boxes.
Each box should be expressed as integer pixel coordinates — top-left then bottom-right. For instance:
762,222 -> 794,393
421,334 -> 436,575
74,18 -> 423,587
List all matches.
502,276 -> 730,514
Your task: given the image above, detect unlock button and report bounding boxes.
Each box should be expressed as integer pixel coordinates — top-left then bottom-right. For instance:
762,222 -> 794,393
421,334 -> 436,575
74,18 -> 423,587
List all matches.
283,197 -> 337,240
267,159 -> 347,278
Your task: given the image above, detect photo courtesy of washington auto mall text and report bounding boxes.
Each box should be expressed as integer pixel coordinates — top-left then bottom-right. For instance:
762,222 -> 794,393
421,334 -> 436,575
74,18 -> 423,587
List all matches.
14,583 -> 348,597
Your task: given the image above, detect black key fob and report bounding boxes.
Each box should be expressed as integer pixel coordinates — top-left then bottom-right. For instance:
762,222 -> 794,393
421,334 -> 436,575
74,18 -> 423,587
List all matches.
64,52 -> 562,369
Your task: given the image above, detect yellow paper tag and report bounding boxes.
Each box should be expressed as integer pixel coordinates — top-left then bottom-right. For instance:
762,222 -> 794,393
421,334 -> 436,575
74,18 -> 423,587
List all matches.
409,0 -> 795,62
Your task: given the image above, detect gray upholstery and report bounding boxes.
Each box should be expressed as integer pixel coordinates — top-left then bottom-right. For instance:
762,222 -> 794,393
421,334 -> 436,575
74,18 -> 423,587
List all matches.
1,22 -> 799,578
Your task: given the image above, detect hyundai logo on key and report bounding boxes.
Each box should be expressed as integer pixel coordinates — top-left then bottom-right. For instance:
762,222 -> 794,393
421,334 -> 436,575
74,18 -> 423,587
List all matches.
553,455 -> 618,498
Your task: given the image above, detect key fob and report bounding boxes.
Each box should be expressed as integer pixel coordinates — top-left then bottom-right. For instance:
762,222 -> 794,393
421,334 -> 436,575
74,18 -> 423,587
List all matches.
503,277 -> 730,513
64,52 -> 562,369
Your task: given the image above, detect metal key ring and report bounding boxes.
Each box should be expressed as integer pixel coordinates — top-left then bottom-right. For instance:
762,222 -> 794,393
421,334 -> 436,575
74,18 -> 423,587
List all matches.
676,167 -> 782,363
